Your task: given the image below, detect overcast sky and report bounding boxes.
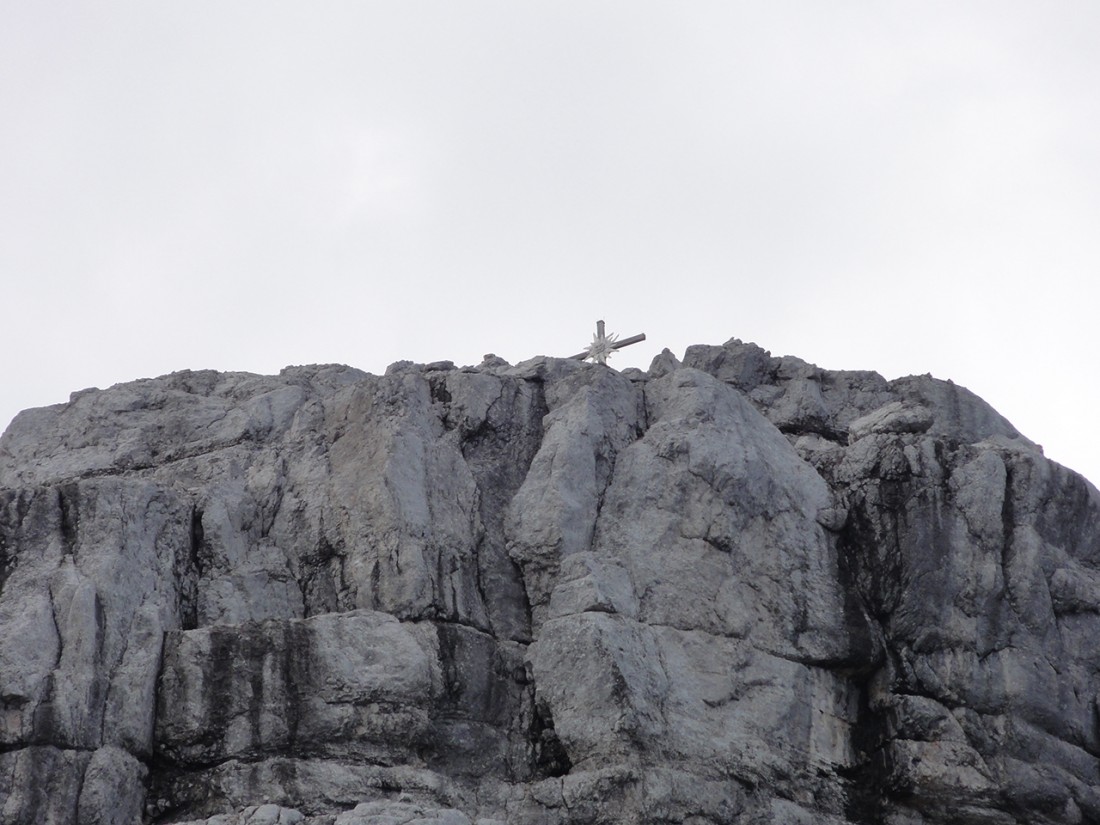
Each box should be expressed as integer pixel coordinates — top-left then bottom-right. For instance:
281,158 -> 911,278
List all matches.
3,2 -> 1099,485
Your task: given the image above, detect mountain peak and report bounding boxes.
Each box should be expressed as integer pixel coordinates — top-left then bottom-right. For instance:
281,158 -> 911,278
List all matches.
1,338 -> 1094,825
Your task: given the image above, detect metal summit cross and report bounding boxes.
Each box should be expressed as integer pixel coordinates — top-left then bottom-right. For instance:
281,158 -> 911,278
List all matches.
570,320 -> 646,365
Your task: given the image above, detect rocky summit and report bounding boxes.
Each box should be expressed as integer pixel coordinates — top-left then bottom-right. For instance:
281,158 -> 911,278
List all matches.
1,338 -> 1099,825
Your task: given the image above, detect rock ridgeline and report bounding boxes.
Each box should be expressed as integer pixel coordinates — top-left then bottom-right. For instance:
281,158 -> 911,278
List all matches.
1,338 -> 1099,825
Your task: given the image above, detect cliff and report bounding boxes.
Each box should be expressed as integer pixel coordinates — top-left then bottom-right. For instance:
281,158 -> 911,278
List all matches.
1,338 -> 1099,825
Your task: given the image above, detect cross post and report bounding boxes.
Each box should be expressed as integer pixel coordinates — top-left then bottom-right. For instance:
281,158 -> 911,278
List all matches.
569,320 -> 646,365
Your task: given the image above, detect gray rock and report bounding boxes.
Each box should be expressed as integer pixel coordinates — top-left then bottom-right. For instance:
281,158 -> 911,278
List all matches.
155,610 -> 441,767
506,363 -> 643,629
1,342 -> 1098,824
646,347 -> 680,378
848,401 -> 934,441
682,338 -> 897,440
172,805 -> 306,825
333,800 -> 471,824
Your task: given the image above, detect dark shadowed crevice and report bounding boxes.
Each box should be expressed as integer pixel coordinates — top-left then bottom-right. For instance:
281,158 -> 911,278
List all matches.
832,463 -> 905,823
301,535 -> 340,617
0,489 -> 35,602
57,483 -> 79,554
777,421 -> 849,443
428,374 -> 452,407
0,531 -> 11,605
638,381 -> 650,434
179,507 -> 205,630
459,378 -> 548,643
282,622 -> 310,752
529,697 -> 571,778
839,498 -> 901,622
834,508 -> 888,673
188,507 -> 205,577
591,449 -> 614,533
1000,463 -> 1017,617
838,675 -> 893,825
832,556 -> 901,824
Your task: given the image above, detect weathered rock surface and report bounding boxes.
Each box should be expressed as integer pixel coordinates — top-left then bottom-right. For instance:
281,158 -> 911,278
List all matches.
1,338 -> 1097,824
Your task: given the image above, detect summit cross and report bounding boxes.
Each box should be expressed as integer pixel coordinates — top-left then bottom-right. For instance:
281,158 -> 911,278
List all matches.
569,320 -> 646,365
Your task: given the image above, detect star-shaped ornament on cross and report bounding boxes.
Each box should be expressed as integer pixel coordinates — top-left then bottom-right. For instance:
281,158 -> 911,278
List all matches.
569,320 -> 646,365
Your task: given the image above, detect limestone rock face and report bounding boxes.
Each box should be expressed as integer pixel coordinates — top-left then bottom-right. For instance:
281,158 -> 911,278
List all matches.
0,339 -> 1096,824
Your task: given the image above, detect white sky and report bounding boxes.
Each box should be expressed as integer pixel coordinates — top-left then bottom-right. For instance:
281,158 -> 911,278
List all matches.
3,2 -> 1099,485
